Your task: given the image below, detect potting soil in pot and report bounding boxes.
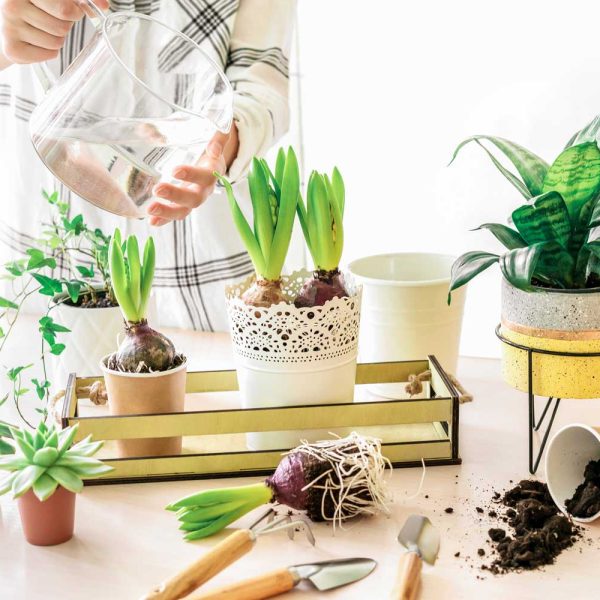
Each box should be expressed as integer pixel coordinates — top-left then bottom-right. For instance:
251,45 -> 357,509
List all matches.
482,480 -> 580,574
565,459 -> 600,519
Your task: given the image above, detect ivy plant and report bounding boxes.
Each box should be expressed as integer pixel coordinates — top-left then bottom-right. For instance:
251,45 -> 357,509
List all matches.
0,191 -> 115,430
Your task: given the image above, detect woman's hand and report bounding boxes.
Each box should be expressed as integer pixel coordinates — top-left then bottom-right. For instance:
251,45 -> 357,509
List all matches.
147,125 -> 239,226
0,0 -> 109,64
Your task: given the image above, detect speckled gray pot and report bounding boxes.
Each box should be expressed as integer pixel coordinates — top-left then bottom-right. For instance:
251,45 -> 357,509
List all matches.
500,278 -> 600,398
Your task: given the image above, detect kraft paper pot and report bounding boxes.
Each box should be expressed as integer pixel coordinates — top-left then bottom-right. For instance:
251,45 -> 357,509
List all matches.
225,270 -> 361,451
500,279 -> 600,398
546,424 -> 600,523
17,486 -> 76,546
100,357 -> 187,458
348,253 -> 466,373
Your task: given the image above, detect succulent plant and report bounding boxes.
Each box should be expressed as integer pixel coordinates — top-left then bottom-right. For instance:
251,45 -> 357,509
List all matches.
448,116 -> 600,301
0,422 -> 112,501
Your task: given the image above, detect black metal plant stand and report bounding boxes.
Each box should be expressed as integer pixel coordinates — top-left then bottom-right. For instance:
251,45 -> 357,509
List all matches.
496,325 -> 600,475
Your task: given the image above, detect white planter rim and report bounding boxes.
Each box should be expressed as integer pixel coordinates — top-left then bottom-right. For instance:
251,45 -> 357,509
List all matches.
100,355 -> 187,379
503,277 -> 600,296
348,253 -> 457,287
52,287 -> 120,313
546,422 -> 600,523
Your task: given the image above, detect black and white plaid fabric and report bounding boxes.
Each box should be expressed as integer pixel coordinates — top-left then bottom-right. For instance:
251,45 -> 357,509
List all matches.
0,0 -> 295,331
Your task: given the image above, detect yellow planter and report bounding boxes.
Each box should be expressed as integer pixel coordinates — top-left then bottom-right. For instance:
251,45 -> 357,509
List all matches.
501,279 -> 600,399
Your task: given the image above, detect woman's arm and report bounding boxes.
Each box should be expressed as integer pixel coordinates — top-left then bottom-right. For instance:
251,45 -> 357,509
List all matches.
147,0 -> 296,226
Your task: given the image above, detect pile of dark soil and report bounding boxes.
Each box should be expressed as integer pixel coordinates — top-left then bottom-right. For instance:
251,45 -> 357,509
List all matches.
565,459 -> 600,519
66,291 -> 117,309
483,480 -> 580,574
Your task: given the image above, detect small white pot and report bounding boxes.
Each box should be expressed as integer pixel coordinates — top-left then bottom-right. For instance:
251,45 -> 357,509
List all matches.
348,253 -> 466,374
546,423 -> 600,523
226,270 -> 361,450
50,292 -> 122,384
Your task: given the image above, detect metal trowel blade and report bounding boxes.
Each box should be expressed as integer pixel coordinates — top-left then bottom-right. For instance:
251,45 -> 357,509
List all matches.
397,514 -> 440,565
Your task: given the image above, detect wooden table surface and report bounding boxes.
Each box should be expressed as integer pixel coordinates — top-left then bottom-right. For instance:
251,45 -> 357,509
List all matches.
0,323 -> 598,599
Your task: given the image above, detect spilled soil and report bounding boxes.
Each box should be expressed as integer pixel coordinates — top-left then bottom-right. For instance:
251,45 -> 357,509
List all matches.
565,459 -> 600,519
481,480 -> 580,574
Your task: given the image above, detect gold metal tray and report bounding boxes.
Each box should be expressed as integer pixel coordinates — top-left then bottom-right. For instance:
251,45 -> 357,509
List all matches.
62,356 -> 460,484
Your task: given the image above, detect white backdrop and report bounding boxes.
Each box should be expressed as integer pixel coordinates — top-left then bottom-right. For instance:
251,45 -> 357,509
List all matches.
295,0 -> 600,357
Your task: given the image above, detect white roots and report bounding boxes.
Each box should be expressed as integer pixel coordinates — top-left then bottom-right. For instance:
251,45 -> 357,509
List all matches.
294,431 -> 392,529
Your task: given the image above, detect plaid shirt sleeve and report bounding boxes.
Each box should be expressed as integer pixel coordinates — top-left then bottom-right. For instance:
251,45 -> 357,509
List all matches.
225,0 -> 296,182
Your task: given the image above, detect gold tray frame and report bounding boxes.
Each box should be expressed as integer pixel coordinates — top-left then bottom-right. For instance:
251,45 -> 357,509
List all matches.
62,356 -> 460,484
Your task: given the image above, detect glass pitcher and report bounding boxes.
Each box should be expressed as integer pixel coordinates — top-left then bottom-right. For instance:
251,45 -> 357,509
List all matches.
29,1 -> 233,218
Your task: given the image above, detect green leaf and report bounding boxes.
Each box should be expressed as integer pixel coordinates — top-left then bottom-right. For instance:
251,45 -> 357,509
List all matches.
499,243 -> 544,290
126,235 -> 142,318
448,251 -> 500,303
542,142 -> 600,230
67,439 -> 103,457
46,466 -> 83,493
33,447 -> 58,467
266,147 -> 299,280
76,265 -> 94,279
331,166 -> 345,218
0,296 -> 18,310
12,464 -> 46,497
43,189 -> 59,205
109,230 -> 139,323
39,316 -> 71,333
32,473 -> 58,501
0,472 -> 17,496
4,260 -> 26,277
65,280 -> 81,303
55,455 -> 112,477
50,343 -> 66,356
0,439 -> 14,455
570,114 -> 600,146
25,248 -> 56,271
139,236 -> 155,320
216,174 -> 266,277
450,135 -> 549,197
57,425 -> 79,456
0,422 -> 13,437
32,273 -> 62,296
63,214 -> 85,235
0,455 -> 28,470
474,223 -> 526,250
248,158 -> 274,262
7,365 -> 32,381
511,191 -> 571,247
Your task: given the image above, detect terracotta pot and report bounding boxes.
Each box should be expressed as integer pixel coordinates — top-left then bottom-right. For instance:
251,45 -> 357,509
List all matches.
17,486 -> 76,546
100,358 -> 187,458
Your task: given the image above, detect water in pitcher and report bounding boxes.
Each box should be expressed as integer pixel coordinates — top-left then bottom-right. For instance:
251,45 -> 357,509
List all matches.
32,112 -> 215,218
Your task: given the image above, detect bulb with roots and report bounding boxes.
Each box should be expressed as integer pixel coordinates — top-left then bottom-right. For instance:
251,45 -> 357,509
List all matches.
294,269 -> 348,308
241,278 -> 286,308
108,320 -> 178,372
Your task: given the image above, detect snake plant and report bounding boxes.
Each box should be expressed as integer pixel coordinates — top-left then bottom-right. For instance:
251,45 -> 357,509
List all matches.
448,116 -> 600,301
215,147 -> 300,307
0,422 -> 112,501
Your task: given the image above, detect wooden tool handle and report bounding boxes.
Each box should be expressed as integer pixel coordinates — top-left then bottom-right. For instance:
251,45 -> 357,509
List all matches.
390,552 -> 422,600
142,529 -> 255,600
187,568 -> 296,600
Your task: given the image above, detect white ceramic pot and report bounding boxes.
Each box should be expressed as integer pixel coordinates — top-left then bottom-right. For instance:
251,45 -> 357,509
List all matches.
348,253 -> 466,374
50,292 -> 122,385
546,423 -> 600,522
226,270 -> 361,450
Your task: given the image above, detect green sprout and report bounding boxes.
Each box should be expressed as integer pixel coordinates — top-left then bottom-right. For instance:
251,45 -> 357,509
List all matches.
109,229 -> 155,323
297,168 -> 345,271
216,147 -> 300,281
0,422 -> 112,501
166,483 -> 272,541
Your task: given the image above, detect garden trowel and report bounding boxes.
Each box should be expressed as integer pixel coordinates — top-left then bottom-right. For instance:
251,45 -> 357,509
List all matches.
391,515 -> 440,600
190,557 -> 377,600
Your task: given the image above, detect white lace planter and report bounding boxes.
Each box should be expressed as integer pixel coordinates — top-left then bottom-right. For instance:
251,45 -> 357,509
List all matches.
225,270 -> 361,450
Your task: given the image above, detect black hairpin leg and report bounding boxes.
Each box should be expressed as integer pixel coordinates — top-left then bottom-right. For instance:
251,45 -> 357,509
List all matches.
527,349 -> 561,474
